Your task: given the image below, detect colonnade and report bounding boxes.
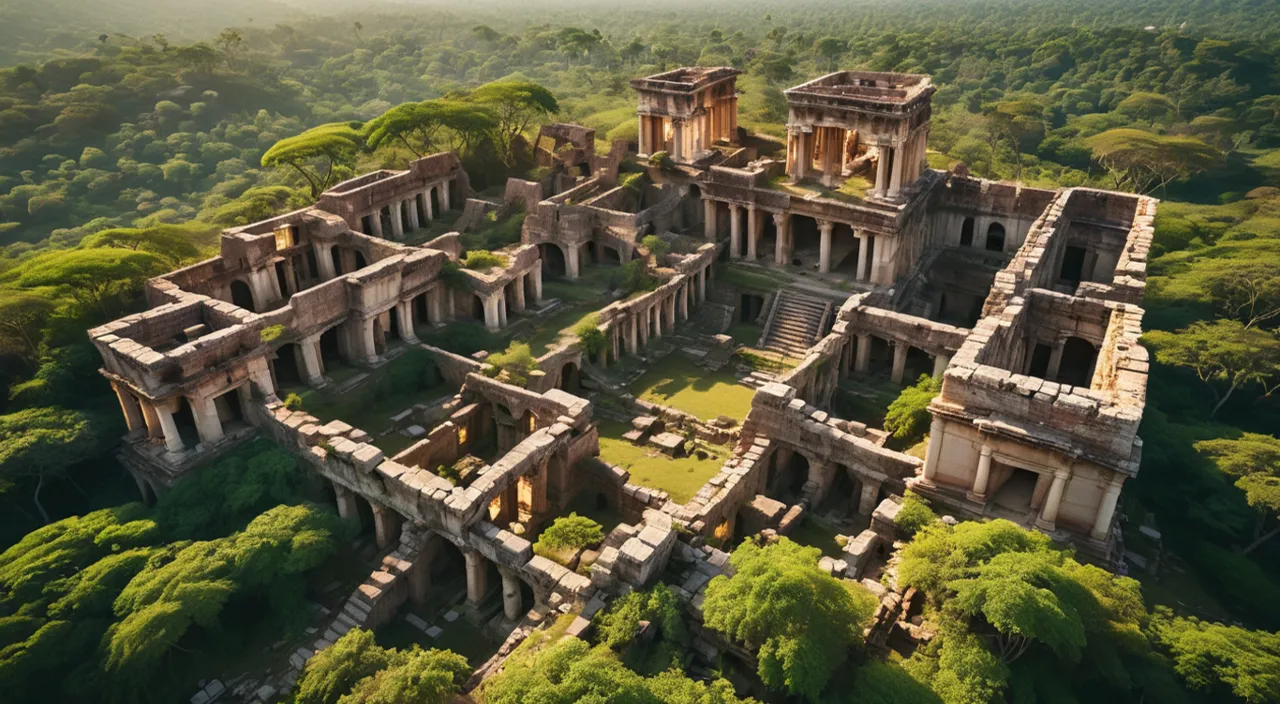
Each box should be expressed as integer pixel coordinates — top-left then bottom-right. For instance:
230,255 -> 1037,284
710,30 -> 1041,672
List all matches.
605,267 -> 708,367
112,364 -> 274,457
480,267 -> 543,332
846,332 -> 951,385
705,199 -> 885,281
785,127 -> 928,200
359,179 -> 453,239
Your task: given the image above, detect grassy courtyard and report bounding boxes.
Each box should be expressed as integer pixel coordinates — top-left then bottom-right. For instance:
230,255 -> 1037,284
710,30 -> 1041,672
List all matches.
630,354 -> 756,422
595,420 -> 724,504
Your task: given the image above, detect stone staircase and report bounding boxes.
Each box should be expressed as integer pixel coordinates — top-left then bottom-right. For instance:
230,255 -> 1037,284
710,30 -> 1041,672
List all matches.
758,290 -> 828,357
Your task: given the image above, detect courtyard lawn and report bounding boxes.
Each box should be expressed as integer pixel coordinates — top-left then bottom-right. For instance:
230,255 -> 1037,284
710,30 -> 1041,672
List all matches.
834,375 -> 903,429
630,354 -> 756,422
523,264 -> 622,354
596,420 -> 724,504
788,515 -> 845,557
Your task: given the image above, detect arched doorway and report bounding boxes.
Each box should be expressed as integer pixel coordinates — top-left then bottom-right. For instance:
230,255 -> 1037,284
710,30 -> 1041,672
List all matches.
354,251 -> 368,270
539,243 -> 566,278
739,294 -> 764,322
273,343 -> 302,388
230,280 -> 255,312
985,222 -> 1007,252
959,216 -> 975,247
1057,337 -> 1098,387
559,362 -> 580,393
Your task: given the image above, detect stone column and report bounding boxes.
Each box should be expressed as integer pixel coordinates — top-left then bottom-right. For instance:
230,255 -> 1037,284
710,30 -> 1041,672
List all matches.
112,383 -> 145,434
1036,469 -> 1071,531
300,335 -> 325,385
1090,476 -> 1125,540
370,211 -> 384,238
423,188 -> 435,221
698,267 -> 707,301
773,212 -> 790,265
855,234 -> 869,282
858,479 -> 882,515
651,304 -> 662,340
854,334 -> 871,374
155,401 -> 186,453
498,295 -> 508,328
440,180 -> 451,211
818,220 -> 834,273
704,200 -> 717,240
281,257 -> 298,295
932,354 -> 950,379
396,301 -> 418,342
922,416 -> 944,481
191,395 -> 224,445
426,289 -> 443,326
888,145 -> 905,198
746,206 -> 759,260
566,245 -> 581,279
314,243 -> 336,280
409,554 -> 431,605
389,202 -> 404,239
665,295 -> 676,333
625,316 -> 638,356
874,141 -> 890,197
372,504 -> 399,550
729,205 -> 743,259
483,294 -> 501,331
140,398 -> 163,440
671,119 -> 685,162
464,549 -> 487,606
794,129 -> 810,180
891,342 -> 909,383
334,483 -> 359,520
638,310 -> 649,350
499,567 -> 522,621
969,443 -> 993,500
531,267 -> 543,303
1046,339 -> 1066,381
638,115 -> 648,155
678,284 -> 689,320
405,197 -> 419,231
361,318 -> 380,364
512,279 -> 526,313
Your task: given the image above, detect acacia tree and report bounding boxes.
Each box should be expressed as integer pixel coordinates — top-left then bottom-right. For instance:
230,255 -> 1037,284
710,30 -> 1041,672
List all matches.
261,122 -> 364,199
1143,320 -> 1280,416
1195,433 -> 1280,554
364,100 -> 496,157
1148,608 -> 1280,703
1151,240 -> 1280,330
1085,128 -> 1219,194
468,80 -> 558,165
0,407 -> 100,523
15,248 -> 164,317
702,538 -> 875,701
0,291 -> 55,365
294,629 -> 468,704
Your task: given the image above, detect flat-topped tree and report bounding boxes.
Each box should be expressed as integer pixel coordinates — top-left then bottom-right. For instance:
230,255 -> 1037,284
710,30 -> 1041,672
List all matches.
262,121 -> 364,199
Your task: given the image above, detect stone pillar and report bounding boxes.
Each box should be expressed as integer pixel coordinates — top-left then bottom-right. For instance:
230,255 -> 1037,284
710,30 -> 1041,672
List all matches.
498,295 -> 508,328
638,310 -> 649,350
888,145 -> 905,198
499,567 -> 522,621
191,395 -> 224,445
139,398 -> 162,439
372,504 -> 399,550
1091,476 -> 1125,540
1036,469 -> 1071,531
891,342 -> 908,384
671,119 -> 685,162
651,304 -> 662,340
361,318 -> 380,364
818,220 -> 834,274
638,115 -> 649,155
854,334 -> 871,374
794,129 -> 810,180
409,554 -> 431,604
314,243 -> 337,280
464,550 -> 487,606
531,267 -> 543,303
932,354 -> 950,379
698,267 -> 707,301
746,206 -> 759,260
854,234 -> 869,282
922,416 -> 944,480
423,189 -> 434,221
389,201 -> 404,239
405,197 -> 419,231
426,289 -> 443,326
112,383 -> 145,434
483,294 -> 502,331
1046,339 -> 1066,381
773,212 -> 790,265
678,284 -> 689,320
858,479 -> 882,515
566,245 -> 581,279
665,295 -> 676,333
512,279 -> 526,313
334,483 -> 359,520
874,142 -> 890,197
969,443 -> 993,500
280,257 -> 298,296
625,316 -> 638,356
440,180 -> 451,211
396,301 -> 418,342
729,205 -> 743,259
370,211 -> 384,238
155,401 -> 186,453
704,200 -> 717,240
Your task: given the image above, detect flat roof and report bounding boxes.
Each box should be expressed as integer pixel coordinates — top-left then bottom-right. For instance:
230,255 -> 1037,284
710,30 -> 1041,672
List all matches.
631,66 -> 741,94
785,71 -> 934,109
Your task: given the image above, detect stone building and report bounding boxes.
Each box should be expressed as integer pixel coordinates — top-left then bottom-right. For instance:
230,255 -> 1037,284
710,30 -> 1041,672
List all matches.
91,64 -> 1154,655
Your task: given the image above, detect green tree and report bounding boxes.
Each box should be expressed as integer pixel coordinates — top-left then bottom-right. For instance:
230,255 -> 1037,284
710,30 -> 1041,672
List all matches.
262,122 -> 364,199
14,248 -> 165,316
1115,92 -> 1179,123
468,80 -> 558,165
641,234 -> 669,262
703,538 -> 876,701
364,100 -> 496,158
0,291 -> 55,365
1150,239 -> 1280,330
1149,608 -> 1280,704
0,407 -> 101,523
79,223 -> 214,266
1144,320 -> 1280,416
1084,128 -> 1220,194
1195,433 -> 1280,554
884,374 -> 941,446
534,513 -> 603,552
294,629 -> 468,704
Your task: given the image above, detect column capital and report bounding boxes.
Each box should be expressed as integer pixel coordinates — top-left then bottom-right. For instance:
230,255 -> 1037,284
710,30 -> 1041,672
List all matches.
1053,467 -> 1072,481
979,443 -> 993,457
817,219 -> 834,232
772,211 -> 789,224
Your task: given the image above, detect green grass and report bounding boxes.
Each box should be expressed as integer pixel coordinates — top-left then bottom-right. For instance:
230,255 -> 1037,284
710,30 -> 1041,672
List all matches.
788,515 -> 845,557
726,322 -> 761,346
596,420 -> 724,504
718,262 -> 790,293
833,376 -> 903,429
630,354 -> 756,422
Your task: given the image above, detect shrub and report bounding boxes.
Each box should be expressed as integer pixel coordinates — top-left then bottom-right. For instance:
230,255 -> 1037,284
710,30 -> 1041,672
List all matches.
884,374 -> 942,446
283,393 -> 305,411
535,513 -> 604,556
574,314 -> 607,356
895,491 -> 938,537
619,260 -> 657,294
439,261 -> 470,290
485,341 -> 538,387
436,464 -> 462,486
422,322 -> 501,356
461,249 -> 507,270
647,151 -> 674,169
260,324 -> 286,343
641,234 -> 668,260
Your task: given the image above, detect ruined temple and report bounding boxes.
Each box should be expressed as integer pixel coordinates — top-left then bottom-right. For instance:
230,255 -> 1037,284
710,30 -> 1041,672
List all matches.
92,67 -> 1153,698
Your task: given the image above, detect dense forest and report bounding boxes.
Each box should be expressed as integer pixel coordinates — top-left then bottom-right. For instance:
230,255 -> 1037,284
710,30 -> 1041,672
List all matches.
1,0 -> 1279,702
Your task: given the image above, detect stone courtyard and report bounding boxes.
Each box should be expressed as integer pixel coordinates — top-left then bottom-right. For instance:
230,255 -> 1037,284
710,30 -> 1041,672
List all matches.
90,67 -> 1154,702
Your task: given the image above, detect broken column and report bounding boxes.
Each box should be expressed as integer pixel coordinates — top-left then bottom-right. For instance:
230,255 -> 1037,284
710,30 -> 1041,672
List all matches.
464,549 -> 487,606
498,567 -> 522,621
372,504 -> 400,550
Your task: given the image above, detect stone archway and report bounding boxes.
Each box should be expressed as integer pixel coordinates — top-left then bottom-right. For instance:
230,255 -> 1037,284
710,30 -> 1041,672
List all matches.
559,362 -> 580,393
1058,336 -> 1098,387
539,243 -> 567,278
230,279 -> 255,312
985,222 -> 1007,252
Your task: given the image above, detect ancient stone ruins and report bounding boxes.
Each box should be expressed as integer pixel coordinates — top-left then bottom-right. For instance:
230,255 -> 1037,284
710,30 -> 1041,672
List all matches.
91,68 -> 1154,699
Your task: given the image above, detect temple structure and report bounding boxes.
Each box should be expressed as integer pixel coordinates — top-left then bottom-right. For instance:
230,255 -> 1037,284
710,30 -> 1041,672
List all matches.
91,67 -> 1154,697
